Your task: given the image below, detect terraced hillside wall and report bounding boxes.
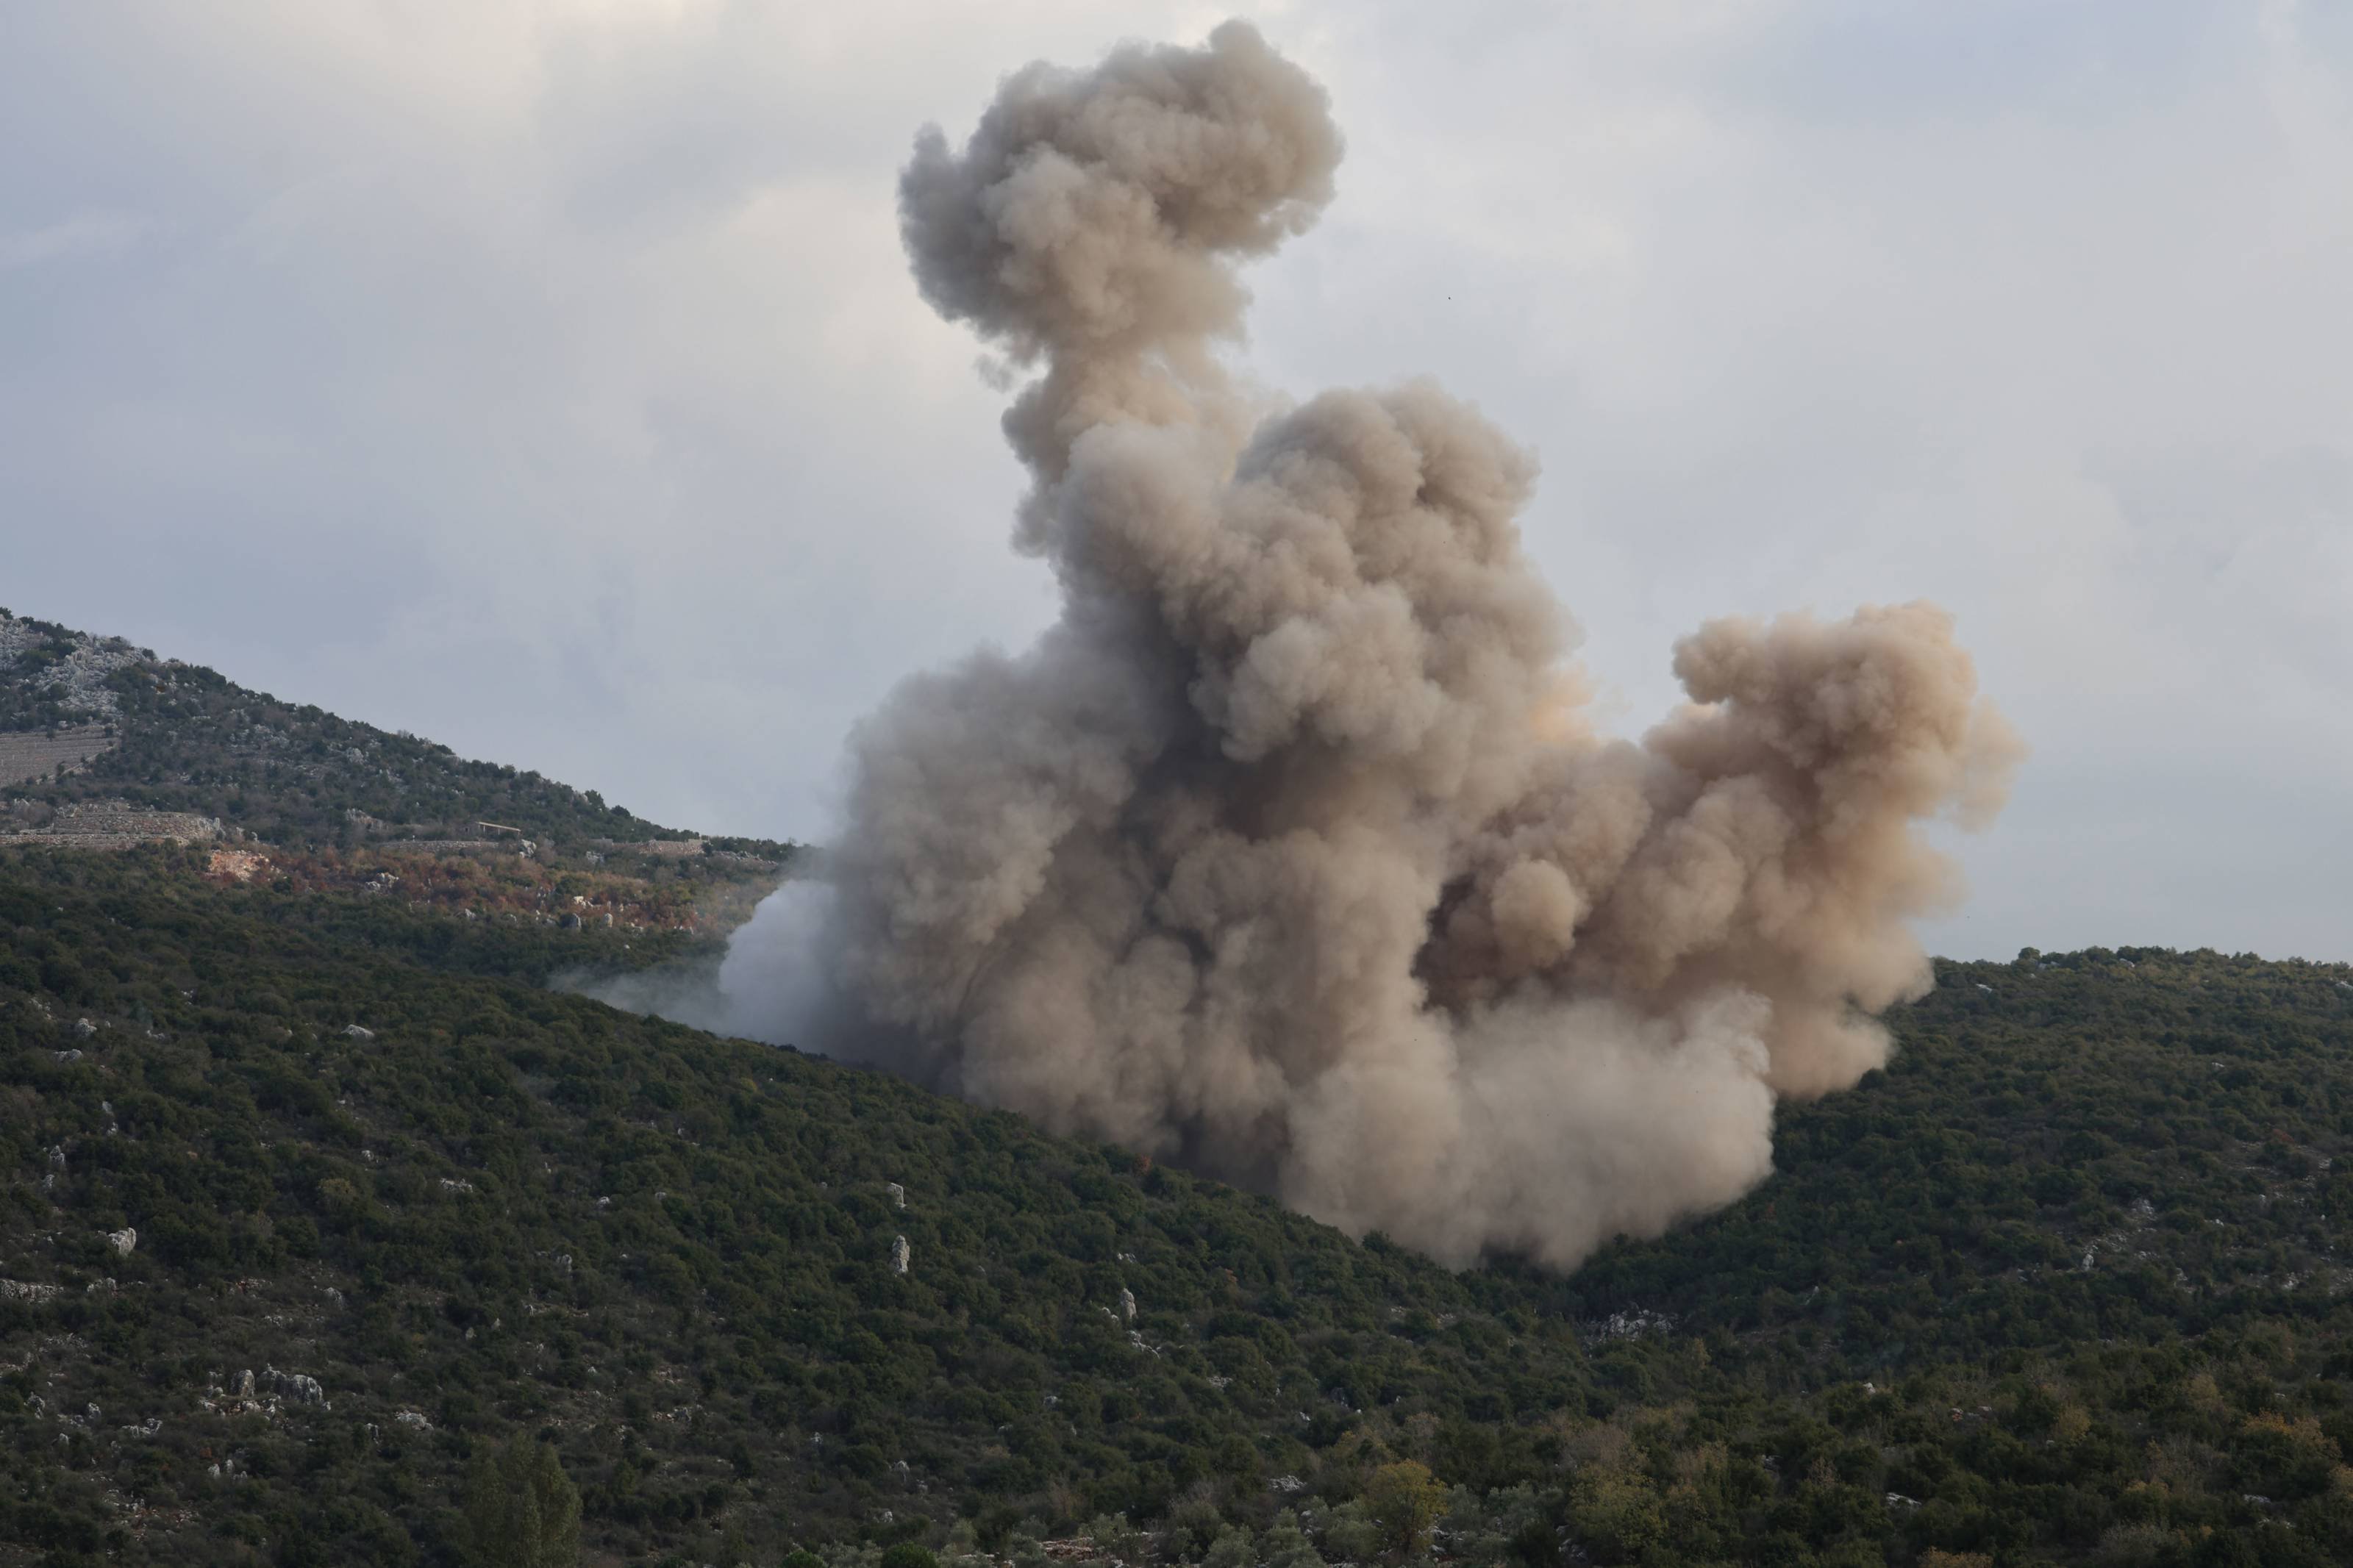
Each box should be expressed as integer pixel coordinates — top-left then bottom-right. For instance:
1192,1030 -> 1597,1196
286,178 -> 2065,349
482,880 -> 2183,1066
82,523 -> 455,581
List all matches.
0,723 -> 115,787
1,803 -> 224,848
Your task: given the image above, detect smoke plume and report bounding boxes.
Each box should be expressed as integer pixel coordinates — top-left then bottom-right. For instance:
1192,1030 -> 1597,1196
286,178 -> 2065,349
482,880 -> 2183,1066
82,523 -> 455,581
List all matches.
690,22 -> 2021,1268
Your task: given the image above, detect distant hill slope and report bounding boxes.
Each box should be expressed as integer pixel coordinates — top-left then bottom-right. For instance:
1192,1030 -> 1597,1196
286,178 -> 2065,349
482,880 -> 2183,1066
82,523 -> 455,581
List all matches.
9,842 -> 2353,1567
0,606 -> 788,859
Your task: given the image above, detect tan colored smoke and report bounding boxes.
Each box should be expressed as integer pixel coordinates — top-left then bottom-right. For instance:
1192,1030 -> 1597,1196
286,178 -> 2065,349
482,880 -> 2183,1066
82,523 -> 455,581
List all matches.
746,21 -> 2021,1269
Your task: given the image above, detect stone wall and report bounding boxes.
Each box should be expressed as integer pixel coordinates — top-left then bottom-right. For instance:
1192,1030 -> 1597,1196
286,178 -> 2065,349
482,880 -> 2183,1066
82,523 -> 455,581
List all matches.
1,803 -> 224,849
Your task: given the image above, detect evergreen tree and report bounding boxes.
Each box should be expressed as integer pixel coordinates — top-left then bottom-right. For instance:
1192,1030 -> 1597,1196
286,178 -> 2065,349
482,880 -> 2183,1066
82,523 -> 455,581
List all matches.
461,1433 -> 582,1568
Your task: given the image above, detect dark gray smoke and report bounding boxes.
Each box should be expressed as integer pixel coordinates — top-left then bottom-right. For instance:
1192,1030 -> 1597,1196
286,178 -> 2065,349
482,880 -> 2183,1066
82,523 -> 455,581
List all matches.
631,21 -> 2021,1269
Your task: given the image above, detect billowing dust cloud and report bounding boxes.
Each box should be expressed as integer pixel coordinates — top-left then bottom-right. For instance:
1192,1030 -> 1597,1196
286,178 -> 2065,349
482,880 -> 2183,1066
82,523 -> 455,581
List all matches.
673,22 -> 2020,1269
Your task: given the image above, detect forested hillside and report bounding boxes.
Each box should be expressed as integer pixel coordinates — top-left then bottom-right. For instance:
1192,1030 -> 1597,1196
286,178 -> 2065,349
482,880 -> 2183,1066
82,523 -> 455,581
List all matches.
1556,946 -> 2353,1358
10,608 -> 2353,1568
7,837 -> 2353,1568
1,847 -> 1584,1567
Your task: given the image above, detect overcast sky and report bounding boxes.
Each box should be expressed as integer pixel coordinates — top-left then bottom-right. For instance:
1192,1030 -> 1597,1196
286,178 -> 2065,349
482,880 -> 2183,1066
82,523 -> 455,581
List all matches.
4,1 -> 2349,963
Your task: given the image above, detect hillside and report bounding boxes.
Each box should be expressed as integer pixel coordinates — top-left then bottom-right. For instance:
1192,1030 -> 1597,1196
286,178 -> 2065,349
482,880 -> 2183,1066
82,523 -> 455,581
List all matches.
8,615 -> 2353,1568
3,845 -> 1590,1567
0,607 -> 788,863
8,846 -> 2353,1568
1553,946 -> 2353,1359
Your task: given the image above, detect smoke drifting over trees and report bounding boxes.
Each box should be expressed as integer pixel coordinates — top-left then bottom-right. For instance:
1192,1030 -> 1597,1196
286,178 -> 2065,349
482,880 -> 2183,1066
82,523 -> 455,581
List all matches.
699,22 -> 2021,1268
